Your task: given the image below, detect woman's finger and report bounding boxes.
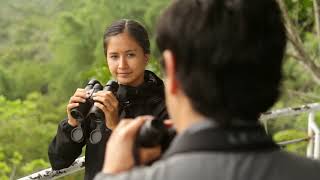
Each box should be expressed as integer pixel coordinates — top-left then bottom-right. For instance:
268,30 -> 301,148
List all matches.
67,103 -> 80,111
93,96 -> 113,111
94,91 -> 118,108
93,102 -> 108,114
74,91 -> 88,99
69,96 -> 86,103
104,92 -> 118,107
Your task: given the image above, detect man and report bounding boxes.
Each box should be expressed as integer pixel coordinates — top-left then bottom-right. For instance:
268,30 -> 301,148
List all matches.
95,0 -> 320,179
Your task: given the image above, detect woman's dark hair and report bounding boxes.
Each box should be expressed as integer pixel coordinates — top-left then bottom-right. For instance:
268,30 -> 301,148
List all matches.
103,19 -> 150,54
156,0 -> 287,125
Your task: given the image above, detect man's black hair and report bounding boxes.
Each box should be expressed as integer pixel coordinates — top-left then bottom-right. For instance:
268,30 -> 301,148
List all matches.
156,0 -> 286,126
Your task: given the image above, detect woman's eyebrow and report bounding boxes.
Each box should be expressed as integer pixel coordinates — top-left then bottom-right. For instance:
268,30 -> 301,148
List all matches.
108,52 -> 118,55
125,49 -> 137,53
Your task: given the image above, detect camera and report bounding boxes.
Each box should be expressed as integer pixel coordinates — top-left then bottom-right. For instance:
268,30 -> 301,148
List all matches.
136,118 -> 174,148
133,118 -> 176,165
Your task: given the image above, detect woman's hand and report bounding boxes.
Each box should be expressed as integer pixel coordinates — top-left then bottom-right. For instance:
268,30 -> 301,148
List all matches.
66,88 -> 88,127
93,91 -> 119,130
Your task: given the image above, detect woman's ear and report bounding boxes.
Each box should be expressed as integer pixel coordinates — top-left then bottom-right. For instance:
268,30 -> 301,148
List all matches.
144,54 -> 150,64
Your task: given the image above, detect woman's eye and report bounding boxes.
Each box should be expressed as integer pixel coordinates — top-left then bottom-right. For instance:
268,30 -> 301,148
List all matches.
109,55 -> 118,60
127,53 -> 135,58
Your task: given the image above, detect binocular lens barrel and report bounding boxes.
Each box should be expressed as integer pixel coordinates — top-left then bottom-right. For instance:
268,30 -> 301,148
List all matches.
70,110 -> 85,123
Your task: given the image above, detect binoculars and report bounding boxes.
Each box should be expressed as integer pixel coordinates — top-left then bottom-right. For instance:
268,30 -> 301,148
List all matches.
70,79 -> 119,144
70,79 -> 174,148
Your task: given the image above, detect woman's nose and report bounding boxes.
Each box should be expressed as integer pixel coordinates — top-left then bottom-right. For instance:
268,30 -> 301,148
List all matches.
118,56 -> 128,68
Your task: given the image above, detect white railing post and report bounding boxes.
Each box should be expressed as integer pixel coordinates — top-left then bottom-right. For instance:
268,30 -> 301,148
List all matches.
315,132 -> 320,159
306,111 -> 320,159
307,112 -> 315,158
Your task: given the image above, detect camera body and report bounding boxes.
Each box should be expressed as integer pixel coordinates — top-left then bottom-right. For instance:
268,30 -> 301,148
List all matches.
136,118 -> 168,147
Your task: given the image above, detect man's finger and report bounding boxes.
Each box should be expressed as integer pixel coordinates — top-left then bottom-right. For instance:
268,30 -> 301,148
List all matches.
124,116 -> 154,136
139,146 -> 162,165
164,119 -> 174,128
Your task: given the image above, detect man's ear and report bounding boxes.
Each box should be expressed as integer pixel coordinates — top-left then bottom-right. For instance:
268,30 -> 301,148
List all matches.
163,50 -> 178,94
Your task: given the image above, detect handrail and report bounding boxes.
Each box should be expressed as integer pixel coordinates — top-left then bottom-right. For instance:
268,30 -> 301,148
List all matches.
277,137 -> 310,147
18,103 -> 320,180
18,157 -> 85,180
260,103 -> 320,121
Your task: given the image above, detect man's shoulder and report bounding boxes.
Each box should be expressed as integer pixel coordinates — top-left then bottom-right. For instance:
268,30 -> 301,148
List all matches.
151,151 -> 320,179
270,150 -> 320,169
94,151 -> 320,180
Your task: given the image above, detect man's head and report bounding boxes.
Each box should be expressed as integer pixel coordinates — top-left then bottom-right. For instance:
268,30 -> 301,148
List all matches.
156,0 -> 286,126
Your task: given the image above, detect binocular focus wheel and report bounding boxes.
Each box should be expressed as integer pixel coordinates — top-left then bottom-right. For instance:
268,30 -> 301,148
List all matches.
90,129 -> 102,144
71,127 -> 84,143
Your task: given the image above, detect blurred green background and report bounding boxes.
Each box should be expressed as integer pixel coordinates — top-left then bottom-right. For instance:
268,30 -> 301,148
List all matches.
0,0 -> 320,179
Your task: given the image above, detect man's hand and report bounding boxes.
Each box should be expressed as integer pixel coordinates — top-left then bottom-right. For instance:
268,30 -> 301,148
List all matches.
102,115 -> 162,174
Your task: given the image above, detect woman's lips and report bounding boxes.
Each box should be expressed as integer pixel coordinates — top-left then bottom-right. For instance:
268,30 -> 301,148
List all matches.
117,72 -> 131,77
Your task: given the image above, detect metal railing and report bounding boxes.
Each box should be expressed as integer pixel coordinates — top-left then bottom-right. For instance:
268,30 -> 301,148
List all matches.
18,157 -> 85,180
307,112 -> 320,159
18,103 -> 320,180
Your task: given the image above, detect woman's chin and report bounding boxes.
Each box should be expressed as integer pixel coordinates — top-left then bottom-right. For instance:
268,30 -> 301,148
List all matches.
117,78 -> 132,85
117,78 -> 144,87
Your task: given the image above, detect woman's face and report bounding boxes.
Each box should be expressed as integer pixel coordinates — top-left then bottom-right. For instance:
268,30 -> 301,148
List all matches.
105,32 -> 149,87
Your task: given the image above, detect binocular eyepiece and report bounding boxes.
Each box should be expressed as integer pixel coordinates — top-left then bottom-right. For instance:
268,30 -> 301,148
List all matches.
70,79 -> 118,144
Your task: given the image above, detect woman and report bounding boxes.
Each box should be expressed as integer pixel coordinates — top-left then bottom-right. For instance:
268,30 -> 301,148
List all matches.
48,19 -> 169,180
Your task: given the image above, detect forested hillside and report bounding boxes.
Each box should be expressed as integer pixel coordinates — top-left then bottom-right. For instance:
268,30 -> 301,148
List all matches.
0,0 -> 319,179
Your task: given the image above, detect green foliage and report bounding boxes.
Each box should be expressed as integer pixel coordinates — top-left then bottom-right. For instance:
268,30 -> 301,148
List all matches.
21,159 -> 49,175
0,0 -> 319,179
273,129 -> 308,156
0,148 -> 11,180
0,0 -> 170,179
0,93 -> 64,178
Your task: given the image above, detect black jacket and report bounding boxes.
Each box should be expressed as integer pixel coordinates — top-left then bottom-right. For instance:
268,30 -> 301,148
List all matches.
48,71 -> 169,180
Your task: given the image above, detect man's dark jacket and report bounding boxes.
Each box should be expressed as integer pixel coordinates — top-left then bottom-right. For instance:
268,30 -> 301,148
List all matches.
94,120 -> 320,180
48,71 -> 169,180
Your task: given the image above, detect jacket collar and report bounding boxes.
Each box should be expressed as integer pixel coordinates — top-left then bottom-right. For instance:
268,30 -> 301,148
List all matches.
117,70 -> 164,102
162,119 -> 279,159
